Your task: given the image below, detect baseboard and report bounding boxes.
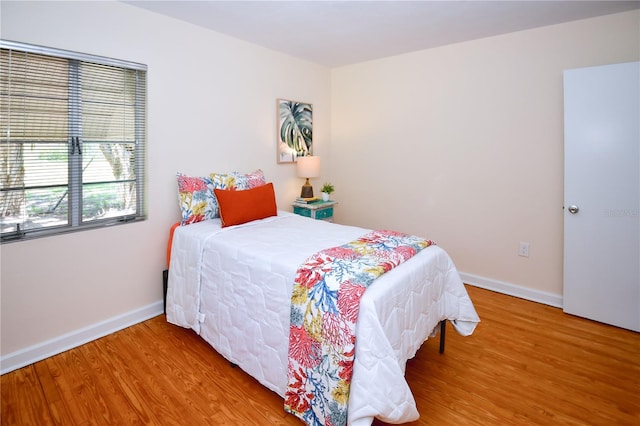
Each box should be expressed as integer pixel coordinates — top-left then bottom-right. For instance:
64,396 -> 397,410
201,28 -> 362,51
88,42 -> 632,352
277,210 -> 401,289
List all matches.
459,272 -> 563,309
1,301 -> 164,375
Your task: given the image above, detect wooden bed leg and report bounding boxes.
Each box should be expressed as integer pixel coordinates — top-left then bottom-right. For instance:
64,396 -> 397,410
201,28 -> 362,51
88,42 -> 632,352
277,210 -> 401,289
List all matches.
439,320 -> 446,354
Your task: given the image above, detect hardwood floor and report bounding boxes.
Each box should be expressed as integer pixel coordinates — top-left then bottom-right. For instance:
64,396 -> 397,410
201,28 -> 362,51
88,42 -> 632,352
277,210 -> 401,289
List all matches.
2,286 -> 639,425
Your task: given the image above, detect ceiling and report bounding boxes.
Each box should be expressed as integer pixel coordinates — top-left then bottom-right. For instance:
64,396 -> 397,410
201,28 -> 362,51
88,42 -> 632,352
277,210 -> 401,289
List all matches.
124,1 -> 640,67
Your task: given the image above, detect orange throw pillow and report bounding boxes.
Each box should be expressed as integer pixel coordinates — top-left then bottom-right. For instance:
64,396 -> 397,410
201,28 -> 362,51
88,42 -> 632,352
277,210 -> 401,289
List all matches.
214,182 -> 277,227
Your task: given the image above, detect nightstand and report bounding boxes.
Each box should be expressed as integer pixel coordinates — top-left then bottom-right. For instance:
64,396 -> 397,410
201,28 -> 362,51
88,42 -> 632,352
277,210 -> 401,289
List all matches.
292,200 -> 337,222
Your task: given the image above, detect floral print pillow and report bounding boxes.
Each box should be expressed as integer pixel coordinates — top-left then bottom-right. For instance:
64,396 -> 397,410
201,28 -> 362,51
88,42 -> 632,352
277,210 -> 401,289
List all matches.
176,173 -> 216,225
212,169 -> 266,190
244,169 -> 267,188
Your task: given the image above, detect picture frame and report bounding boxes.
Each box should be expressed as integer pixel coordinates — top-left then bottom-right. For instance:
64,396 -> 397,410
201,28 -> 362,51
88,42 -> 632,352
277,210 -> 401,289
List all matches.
277,98 -> 313,163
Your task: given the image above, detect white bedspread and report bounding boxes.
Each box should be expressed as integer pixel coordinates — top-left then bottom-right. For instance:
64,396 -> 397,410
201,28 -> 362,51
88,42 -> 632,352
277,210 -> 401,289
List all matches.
166,211 -> 479,425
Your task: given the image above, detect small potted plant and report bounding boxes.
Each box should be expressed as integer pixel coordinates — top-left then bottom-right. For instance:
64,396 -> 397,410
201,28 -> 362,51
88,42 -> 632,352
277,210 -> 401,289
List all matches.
320,182 -> 334,201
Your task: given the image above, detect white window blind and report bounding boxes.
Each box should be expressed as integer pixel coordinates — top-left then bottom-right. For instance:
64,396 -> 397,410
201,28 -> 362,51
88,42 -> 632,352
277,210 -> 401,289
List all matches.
0,40 -> 147,242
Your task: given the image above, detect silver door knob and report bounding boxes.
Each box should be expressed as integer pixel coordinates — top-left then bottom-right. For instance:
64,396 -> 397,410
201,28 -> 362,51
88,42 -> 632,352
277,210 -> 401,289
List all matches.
568,205 -> 579,214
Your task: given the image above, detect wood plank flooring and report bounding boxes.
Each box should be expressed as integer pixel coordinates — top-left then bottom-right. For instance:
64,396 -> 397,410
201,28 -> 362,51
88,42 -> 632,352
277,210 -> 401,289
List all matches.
2,285 -> 639,425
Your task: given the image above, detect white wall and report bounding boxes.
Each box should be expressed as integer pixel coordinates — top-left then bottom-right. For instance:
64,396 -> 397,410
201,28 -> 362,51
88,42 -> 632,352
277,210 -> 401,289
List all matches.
330,10 -> 639,301
0,1 -> 331,365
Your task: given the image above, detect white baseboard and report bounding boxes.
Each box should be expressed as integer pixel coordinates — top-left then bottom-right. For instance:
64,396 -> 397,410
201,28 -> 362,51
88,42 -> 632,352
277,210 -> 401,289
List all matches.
459,272 -> 563,308
1,301 -> 164,375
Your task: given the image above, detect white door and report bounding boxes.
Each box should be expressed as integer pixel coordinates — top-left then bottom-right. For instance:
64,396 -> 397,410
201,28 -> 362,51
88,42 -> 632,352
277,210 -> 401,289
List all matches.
563,61 -> 639,332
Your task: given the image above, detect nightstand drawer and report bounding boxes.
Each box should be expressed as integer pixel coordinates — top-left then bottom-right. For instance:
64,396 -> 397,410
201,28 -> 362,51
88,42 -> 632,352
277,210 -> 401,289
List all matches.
292,200 -> 337,222
315,207 -> 333,220
293,206 -> 312,217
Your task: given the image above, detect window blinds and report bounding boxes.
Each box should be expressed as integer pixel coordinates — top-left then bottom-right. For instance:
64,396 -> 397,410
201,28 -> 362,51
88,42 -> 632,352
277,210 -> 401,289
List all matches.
0,40 -> 147,241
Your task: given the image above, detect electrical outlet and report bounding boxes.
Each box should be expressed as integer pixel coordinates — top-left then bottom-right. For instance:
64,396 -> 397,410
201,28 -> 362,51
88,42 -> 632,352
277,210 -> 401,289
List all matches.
519,242 -> 529,257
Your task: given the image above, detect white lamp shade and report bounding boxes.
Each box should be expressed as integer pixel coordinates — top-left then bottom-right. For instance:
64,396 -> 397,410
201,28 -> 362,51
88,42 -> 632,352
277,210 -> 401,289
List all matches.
296,156 -> 320,178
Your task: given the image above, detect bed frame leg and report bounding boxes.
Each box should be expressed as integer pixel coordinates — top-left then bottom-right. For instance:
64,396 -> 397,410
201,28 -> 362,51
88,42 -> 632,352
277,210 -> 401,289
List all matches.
439,320 -> 446,354
163,269 -> 168,314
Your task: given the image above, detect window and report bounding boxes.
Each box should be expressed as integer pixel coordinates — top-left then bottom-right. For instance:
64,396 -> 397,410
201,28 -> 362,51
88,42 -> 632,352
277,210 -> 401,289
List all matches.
0,40 -> 147,242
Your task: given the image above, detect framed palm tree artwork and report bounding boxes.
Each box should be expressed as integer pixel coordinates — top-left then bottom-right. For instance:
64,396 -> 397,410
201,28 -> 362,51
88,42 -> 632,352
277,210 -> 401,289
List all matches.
277,99 -> 313,163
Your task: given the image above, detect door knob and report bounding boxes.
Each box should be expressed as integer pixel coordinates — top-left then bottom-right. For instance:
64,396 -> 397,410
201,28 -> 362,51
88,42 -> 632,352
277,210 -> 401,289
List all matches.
568,205 -> 579,214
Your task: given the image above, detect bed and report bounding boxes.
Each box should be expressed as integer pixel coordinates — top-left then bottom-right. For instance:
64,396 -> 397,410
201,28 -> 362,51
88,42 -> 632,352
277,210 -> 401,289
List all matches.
166,205 -> 480,425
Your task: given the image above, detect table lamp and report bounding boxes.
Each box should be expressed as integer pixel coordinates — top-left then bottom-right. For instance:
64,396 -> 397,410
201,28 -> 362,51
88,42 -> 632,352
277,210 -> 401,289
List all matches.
296,156 -> 320,198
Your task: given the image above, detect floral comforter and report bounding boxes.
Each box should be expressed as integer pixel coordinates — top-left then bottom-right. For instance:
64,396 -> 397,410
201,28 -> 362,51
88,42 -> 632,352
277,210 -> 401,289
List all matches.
285,230 -> 434,426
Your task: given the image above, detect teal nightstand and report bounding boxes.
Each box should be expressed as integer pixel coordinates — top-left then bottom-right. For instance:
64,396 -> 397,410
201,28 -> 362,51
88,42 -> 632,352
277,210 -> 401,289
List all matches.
292,200 -> 336,222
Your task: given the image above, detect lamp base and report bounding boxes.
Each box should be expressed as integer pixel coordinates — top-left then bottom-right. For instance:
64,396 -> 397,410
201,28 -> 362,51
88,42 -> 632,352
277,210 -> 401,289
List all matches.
300,179 -> 314,198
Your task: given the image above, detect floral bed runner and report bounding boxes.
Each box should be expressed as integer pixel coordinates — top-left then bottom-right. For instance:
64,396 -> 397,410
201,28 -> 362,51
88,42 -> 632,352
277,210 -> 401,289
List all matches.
284,230 -> 435,426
